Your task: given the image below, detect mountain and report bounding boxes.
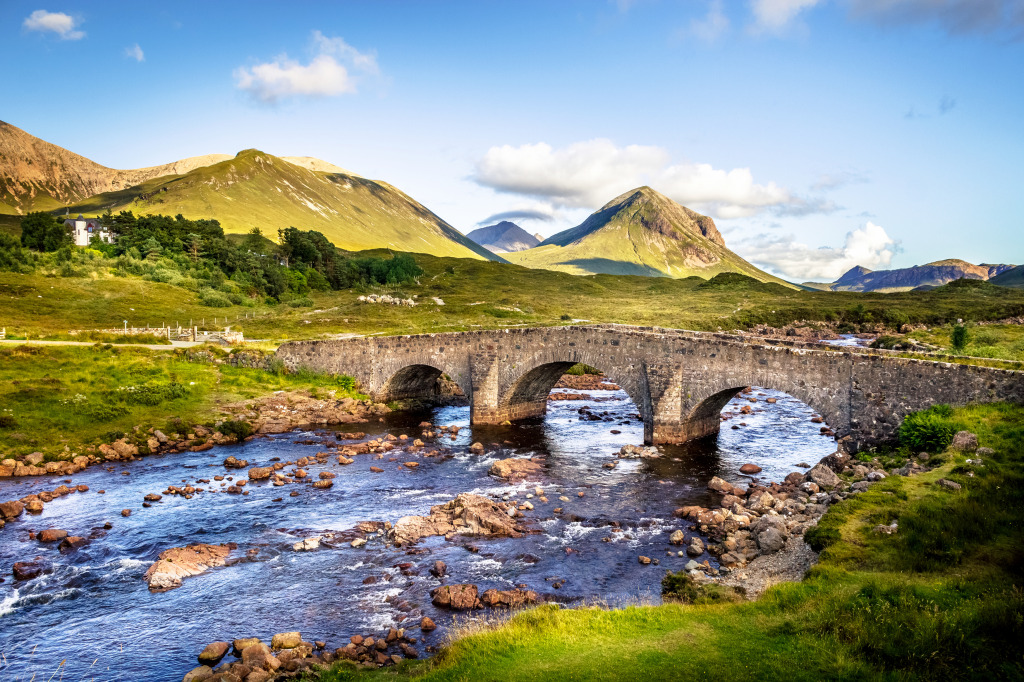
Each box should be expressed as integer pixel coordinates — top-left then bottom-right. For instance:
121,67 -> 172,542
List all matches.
503,186 -> 789,285
990,264 -> 1024,289
465,221 -> 541,253
808,259 -> 1015,292
0,121 -> 501,261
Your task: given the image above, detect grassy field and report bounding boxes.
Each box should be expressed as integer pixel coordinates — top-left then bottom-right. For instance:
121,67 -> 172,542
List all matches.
908,323 -> 1024,362
2,250 -> 1023,343
0,344 -> 364,460
310,402 -> 1024,681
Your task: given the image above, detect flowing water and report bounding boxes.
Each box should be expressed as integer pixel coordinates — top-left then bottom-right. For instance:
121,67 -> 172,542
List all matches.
0,387 -> 835,681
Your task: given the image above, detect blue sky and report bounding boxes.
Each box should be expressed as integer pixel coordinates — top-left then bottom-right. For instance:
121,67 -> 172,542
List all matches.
3,0 -> 1022,280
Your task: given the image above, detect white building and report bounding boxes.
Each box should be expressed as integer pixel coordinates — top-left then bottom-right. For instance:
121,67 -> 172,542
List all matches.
65,215 -> 114,247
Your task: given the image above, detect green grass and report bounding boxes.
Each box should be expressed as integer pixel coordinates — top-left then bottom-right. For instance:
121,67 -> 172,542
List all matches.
2,250 -> 1023,360
909,323 -> 1024,362
0,344 -> 365,460
309,403 -> 1024,681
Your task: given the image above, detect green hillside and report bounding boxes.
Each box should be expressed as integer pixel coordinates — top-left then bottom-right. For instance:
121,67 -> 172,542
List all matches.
61,149 -> 502,262
991,265 -> 1024,289
506,187 -> 790,286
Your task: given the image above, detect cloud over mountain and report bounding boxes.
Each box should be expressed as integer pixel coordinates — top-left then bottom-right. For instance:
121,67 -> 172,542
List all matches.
735,221 -> 898,280
473,139 -> 804,220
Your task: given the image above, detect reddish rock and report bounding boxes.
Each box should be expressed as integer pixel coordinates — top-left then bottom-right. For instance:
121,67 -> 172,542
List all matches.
198,641 -> 230,666
479,588 -> 539,608
739,463 -> 762,475
488,458 -> 543,480
420,616 -> 436,631
38,529 -> 68,543
0,500 -> 25,520
430,583 -> 480,610
12,560 -> 50,581
143,543 -> 234,590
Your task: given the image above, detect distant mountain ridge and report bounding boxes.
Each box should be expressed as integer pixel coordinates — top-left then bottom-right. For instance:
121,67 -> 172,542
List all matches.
504,186 -> 788,285
0,120 -> 501,262
465,221 -> 541,253
805,259 -> 1014,292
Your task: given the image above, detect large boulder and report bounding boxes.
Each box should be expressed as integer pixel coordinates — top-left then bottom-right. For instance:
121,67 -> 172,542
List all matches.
12,560 -> 51,581
248,467 -> 272,480
488,458 -> 543,480
390,493 -> 521,544
479,588 -> 539,608
0,500 -> 25,520
198,642 -> 230,666
182,665 -> 213,682
951,431 -> 979,453
756,527 -> 786,554
431,584 -> 480,610
806,463 -> 840,489
271,632 -> 302,650
143,543 -> 234,590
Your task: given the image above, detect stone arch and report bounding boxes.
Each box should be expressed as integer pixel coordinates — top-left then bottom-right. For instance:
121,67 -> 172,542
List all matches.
374,358 -> 472,405
497,358 -> 649,427
679,380 -> 845,443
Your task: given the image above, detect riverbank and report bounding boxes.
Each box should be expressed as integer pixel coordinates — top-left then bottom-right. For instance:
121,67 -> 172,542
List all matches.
0,344 -> 373,465
307,402 -> 1024,681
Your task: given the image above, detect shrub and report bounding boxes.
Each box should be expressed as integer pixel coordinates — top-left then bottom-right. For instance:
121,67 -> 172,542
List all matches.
0,415 -> 17,429
804,524 -> 841,552
199,289 -> 232,307
899,406 -> 957,452
287,296 -> 314,308
109,382 -> 189,406
560,314 -> 572,321
218,419 -> 254,440
661,571 -> 744,604
565,363 -> 602,375
951,324 -> 969,353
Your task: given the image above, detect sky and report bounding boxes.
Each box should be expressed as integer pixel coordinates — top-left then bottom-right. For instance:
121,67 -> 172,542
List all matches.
3,0 -> 1023,281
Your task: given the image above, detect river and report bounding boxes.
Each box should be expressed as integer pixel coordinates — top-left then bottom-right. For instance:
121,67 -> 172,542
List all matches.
0,386 -> 835,681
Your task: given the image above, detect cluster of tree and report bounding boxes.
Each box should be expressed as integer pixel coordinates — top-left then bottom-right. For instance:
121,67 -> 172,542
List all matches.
19,212 -> 71,252
3,211 -> 423,302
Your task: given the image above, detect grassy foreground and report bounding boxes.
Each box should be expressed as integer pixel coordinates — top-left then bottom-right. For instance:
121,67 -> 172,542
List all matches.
311,403 -> 1024,681
0,344 -> 364,460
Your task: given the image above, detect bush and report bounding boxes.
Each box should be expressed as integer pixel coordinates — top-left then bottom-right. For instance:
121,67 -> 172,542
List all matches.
565,363 -> 601,375
804,524 -> 841,552
0,415 -> 17,429
109,382 -> 189,406
951,324 -> 969,353
899,406 -> 958,452
199,289 -> 232,307
287,296 -> 314,308
218,419 -> 254,440
661,571 -> 744,604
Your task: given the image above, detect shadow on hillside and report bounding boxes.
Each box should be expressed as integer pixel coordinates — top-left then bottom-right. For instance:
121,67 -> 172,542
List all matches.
559,258 -> 665,277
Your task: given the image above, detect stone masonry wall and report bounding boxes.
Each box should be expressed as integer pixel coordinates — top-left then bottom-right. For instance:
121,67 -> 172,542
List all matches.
275,325 -> 1024,448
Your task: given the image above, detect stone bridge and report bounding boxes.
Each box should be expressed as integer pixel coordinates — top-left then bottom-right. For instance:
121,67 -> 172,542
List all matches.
275,325 -> 1024,450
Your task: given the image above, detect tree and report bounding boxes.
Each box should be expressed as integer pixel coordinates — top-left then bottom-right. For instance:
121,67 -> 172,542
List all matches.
20,212 -> 69,252
951,323 -> 969,353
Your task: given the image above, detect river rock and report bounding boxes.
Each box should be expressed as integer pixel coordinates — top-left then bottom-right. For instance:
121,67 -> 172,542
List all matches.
469,442 -> 485,454
198,642 -> 230,666
390,493 -> 521,544
292,537 -> 321,551
0,500 -> 24,520
669,529 -> 685,545
687,537 -> 705,556
241,642 -> 281,672
38,528 -> 68,543
351,537 -> 367,548
739,463 -> 762,474
430,560 -> 447,577
12,560 -> 50,581
271,632 -> 302,650
756,527 -> 785,554
488,457 -> 542,480
144,543 -> 234,590
431,583 -> 480,609
182,665 -> 213,682
248,467 -> 272,480
144,493 -> 162,502
233,638 -> 262,656
420,616 -> 437,631
59,536 -> 88,552
223,456 -> 248,469
707,476 -> 732,493
479,588 -> 539,608
806,463 -> 840,489
951,431 -> 979,452
867,470 -> 887,482
25,499 -> 43,513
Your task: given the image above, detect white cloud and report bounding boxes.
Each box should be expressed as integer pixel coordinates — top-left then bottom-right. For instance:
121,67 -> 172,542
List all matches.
749,0 -> 823,31
736,221 -> 897,280
235,31 -> 378,103
23,9 -> 84,40
473,139 -> 807,220
125,44 -> 144,62
690,0 -> 730,41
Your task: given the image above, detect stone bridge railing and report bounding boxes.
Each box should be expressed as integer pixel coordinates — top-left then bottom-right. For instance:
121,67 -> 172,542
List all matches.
276,325 -> 1024,450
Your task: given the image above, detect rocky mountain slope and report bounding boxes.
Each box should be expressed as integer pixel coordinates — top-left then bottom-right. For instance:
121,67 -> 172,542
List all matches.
990,264 -> 1024,289
0,121 -> 500,261
465,221 -> 541,253
807,259 -> 1014,292
504,186 -> 788,284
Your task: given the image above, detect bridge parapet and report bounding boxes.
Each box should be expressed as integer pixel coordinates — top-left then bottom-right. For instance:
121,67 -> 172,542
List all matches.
276,325 -> 1024,450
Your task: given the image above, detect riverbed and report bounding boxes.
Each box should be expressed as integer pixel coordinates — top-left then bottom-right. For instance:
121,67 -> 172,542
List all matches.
0,387 -> 835,681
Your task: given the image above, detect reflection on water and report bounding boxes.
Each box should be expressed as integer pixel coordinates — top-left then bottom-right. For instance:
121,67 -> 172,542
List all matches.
0,387 -> 835,681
